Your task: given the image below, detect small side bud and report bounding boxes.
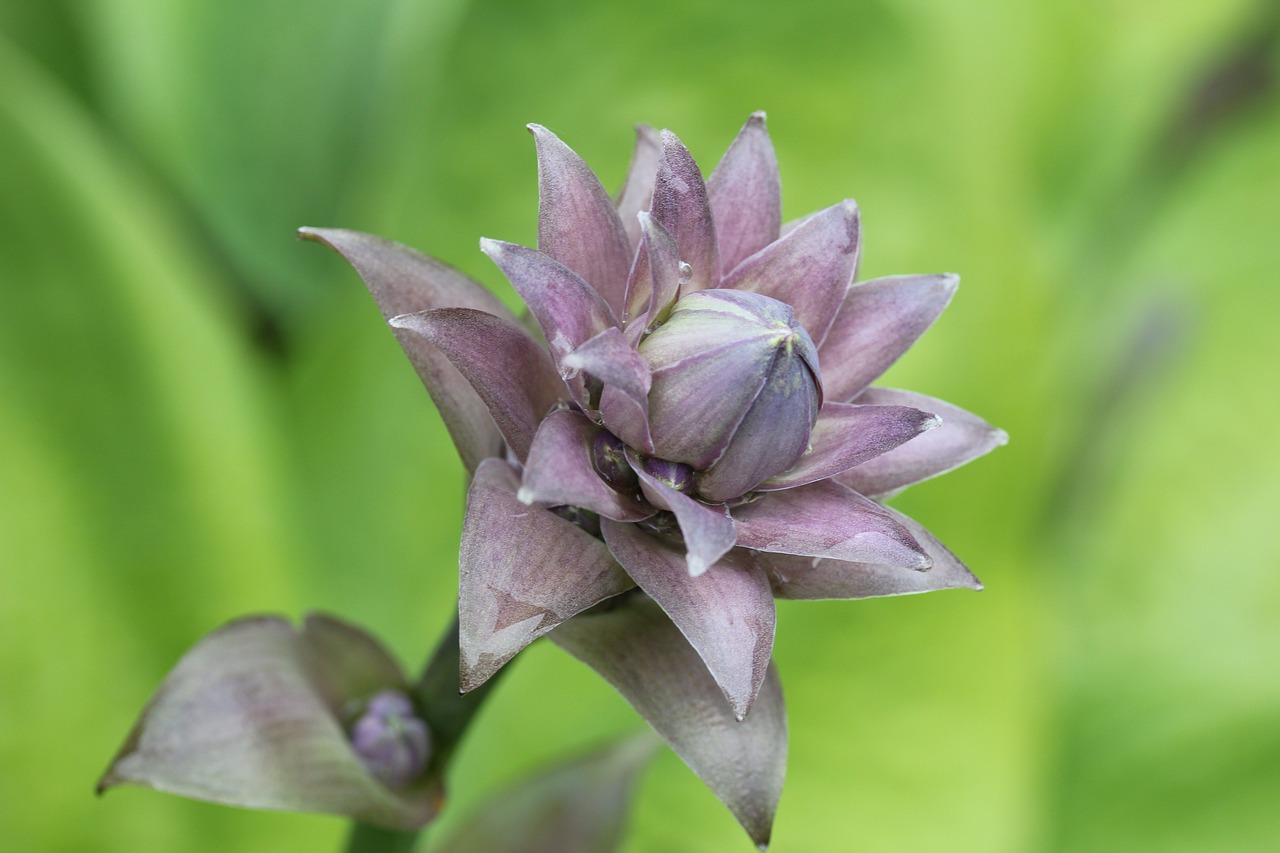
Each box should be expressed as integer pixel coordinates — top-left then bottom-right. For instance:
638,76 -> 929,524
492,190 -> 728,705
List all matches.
350,690 -> 431,789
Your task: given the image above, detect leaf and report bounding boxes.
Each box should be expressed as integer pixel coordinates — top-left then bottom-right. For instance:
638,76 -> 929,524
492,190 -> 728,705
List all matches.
430,734 -> 657,853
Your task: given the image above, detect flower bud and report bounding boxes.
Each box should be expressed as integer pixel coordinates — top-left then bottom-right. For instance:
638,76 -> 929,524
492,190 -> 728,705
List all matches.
350,690 -> 431,789
637,290 -> 821,501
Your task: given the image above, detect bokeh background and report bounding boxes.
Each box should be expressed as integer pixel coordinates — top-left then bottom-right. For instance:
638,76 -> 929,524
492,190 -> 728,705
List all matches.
3,0 -> 1279,850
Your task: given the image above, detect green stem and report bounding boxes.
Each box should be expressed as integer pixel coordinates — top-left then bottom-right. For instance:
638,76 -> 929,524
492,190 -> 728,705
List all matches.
342,613 -> 508,853
343,823 -> 420,853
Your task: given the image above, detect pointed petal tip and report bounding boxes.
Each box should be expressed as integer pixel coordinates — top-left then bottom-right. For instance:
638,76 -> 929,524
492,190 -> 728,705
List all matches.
478,236 -> 508,257
748,110 -> 767,123
515,486 -> 536,505
922,414 -> 944,432
993,428 -> 1010,447
386,313 -> 414,331
687,554 -> 710,577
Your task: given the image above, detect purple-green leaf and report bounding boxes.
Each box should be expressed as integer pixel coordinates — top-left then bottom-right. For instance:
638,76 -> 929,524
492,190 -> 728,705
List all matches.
551,598 -> 786,849
98,614 -> 439,830
459,459 -> 634,692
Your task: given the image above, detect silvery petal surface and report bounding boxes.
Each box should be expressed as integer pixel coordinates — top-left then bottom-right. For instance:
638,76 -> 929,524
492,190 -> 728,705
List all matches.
626,448 -> 738,576
760,508 -> 982,599
481,238 -> 618,356
650,130 -> 719,292
531,124 -> 633,317
561,326 -> 651,410
720,199 -> 860,345
459,459 -> 634,692
757,403 -> 941,491
551,599 -> 786,849
615,123 -> 662,251
519,410 -> 654,522
837,388 -> 1008,498
623,212 -> 684,337
389,308 -> 563,462
707,111 -> 781,277
733,479 -> 931,569
601,520 -> 774,721
819,273 -> 958,403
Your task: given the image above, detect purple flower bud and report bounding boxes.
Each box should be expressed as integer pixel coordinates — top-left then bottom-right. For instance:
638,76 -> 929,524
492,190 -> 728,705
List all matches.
592,430 -> 638,492
350,690 -> 431,790
638,289 -> 821,501
639,456 -> 697,493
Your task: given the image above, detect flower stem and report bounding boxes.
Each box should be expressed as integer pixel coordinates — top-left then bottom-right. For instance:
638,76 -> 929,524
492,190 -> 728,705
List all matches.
343,824 -> 420,853
341,612 -> 507,853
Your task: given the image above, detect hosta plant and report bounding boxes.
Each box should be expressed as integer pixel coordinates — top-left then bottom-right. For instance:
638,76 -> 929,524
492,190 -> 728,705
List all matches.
300,112 -> 1006,846
102,113 -> 1004,852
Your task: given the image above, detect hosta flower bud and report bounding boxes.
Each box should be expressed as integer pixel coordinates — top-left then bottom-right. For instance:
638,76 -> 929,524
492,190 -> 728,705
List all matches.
350,690 -> 431,789
638,289 -> 821,501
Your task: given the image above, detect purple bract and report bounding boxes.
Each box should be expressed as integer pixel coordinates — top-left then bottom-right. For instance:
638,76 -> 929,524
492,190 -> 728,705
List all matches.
302,113 -> 1006,847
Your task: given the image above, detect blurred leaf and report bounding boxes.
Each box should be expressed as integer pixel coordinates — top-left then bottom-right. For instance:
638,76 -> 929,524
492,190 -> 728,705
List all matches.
430,733 -> 657,853
78,0 -> 470,315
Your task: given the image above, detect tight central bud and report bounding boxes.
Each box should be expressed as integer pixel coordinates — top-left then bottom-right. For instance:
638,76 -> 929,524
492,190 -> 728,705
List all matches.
637,289 -> 822,502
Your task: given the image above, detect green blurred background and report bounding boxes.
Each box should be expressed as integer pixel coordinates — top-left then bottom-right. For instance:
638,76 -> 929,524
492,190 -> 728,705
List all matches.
2,0 -> 1278,850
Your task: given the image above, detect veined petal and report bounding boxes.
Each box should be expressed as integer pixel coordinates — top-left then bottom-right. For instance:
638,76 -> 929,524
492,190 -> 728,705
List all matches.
616,124 -> 662,251
389,308 -> 563,462
459,459 -> 635,692
530,124 -> 633,316
627,449 -> 738,577
757,403 -> 941,491
98,615 -> 439,830
598,382 -> 656,455
695,345 -> 821,502
519,410 -> 654,522
837,388 -> 1008,499
707,112 -> 781,277
550,599 -> 786,849
761,508 -> 983,599
561,326 -> 652,409
720,200 -> 860,345
733,479 -> 931,569
623,212 -> 685,336
819,273 -> 959,402
300,227 -> 510,471
650,130 -> 719,292
600,521 -> 775,721
481,239 -> 618,357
